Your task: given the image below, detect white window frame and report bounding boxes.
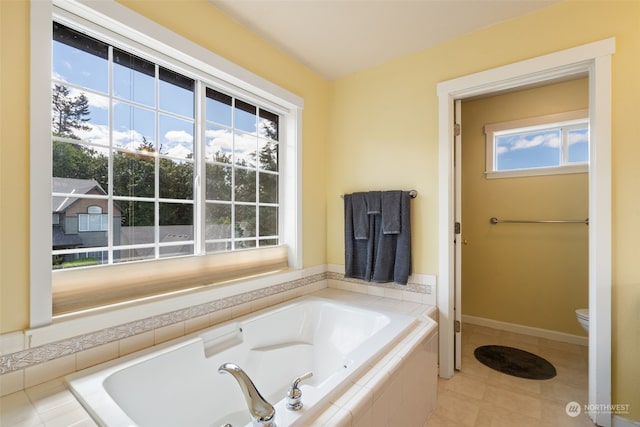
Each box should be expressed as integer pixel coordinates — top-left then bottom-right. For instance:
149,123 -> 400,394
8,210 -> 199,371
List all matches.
30,0 -> 303,327
484,109 -> 589,179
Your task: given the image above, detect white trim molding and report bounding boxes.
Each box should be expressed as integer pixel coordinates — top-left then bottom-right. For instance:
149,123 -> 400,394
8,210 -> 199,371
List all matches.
613,415 -> 640,427
462,314 -> 588,346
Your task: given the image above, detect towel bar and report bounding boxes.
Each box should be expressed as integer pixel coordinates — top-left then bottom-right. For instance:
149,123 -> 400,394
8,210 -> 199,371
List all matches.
490,217 -> 588,225
341,190 -> 417,199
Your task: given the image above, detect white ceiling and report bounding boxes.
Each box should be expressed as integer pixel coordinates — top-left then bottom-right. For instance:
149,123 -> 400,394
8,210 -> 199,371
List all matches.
209,0 -> 561,80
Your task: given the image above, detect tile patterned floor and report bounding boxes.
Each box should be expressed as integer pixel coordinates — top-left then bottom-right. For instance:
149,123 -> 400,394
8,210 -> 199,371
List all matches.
425,323 -> 594,427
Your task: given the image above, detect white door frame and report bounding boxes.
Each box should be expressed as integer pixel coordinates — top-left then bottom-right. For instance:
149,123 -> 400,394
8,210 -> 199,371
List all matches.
437,38 -> 614,427
454,99 -> 462,371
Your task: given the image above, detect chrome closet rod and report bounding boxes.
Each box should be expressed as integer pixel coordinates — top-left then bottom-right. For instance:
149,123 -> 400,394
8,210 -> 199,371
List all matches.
340,190 -> 418,199
490,217 -> 588,225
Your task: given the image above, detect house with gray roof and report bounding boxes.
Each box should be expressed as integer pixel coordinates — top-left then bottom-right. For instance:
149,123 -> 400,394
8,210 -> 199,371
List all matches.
52,178 -> 122,265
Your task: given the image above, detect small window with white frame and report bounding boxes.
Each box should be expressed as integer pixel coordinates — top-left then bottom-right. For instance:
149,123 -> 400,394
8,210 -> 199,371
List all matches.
484,109 -> 589,178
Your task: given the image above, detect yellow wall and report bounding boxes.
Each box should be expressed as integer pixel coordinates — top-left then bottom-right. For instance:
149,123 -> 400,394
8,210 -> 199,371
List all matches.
461,79 -> 589,336
2,0 -> 639,419
0,0 -> 329,332
0,0 -> 31,334
327,0 -> 639,417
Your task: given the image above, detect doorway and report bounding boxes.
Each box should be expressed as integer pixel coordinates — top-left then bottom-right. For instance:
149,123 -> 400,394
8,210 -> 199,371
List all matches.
437,39 -> 614,427
459,78 -> 589,341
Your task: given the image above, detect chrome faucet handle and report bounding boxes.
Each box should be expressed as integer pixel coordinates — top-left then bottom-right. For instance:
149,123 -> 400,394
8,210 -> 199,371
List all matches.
286,371 -> 313,411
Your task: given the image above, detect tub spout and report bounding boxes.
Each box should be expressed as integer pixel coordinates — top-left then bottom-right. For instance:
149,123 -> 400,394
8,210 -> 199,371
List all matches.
218,363 -> 276,427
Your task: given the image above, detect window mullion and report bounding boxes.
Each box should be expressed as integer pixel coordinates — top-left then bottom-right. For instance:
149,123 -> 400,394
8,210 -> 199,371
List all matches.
230,103 -> 236,251
561,127 -> 568,166
195,81 -> 205,255
107,45 -> 114,265
154,63 -> 161,260
254,117 -> 260,248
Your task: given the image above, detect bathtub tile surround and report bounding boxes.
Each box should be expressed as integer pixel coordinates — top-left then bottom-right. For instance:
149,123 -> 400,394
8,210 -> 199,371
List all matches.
0,288 -> 437,427
0,377 -> 97,427
0,271 -> 325,390
0,266 -> 434,398
327,264 -> 436,306
308,315 -> 437,427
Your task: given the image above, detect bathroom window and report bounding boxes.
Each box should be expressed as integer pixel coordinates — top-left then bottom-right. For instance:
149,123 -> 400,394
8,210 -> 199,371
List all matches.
31,1 -> 302,322
484,110 -> 589,178
52,22 -> 281,266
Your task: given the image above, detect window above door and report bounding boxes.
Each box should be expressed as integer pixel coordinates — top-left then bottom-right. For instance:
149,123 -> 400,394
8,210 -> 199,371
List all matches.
484,109 -> 589,179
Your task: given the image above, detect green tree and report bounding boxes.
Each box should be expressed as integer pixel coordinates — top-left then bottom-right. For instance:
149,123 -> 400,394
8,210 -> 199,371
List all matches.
52,84 -> 91,138
52,141 -> 108,190
113,138 -> 156,227
51,86 -> 109,190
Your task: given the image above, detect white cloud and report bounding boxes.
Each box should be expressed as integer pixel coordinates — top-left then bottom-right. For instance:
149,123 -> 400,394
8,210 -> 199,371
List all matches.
507,132 -> 560,151
113,128 -> 148,151
76,123 -> 109,146
205,129 -> 233,159
234,132 -> 256,151
52,71 -> 66,82
542,133 -> 561,148
568,130 -> 589,146
165,144 -> 193,159
165,130 -> 193,144
163,130 -> 193,159
75,125 -> 154,153
204,129 -> 257,164
234,133 -> 257,165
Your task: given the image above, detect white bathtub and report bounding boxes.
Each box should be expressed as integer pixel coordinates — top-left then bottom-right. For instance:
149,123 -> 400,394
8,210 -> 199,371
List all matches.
66,295 -> 422,427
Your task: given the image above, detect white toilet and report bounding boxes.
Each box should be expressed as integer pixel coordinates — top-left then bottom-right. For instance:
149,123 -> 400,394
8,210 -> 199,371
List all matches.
576,308 -> 589,333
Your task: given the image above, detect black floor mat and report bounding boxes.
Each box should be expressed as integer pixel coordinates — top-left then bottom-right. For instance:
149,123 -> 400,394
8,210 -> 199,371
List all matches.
474,345 -> 557,380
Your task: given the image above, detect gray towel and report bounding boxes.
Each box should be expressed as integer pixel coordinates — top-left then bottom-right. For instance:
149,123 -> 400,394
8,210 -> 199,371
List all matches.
344,194 -> 372,281
344,190 -> 412,285
393,191 -> 412,284
351,192 -> 369,240
381,191 -> 402,234
372,191 -> 411,284
366,191 -> 381,214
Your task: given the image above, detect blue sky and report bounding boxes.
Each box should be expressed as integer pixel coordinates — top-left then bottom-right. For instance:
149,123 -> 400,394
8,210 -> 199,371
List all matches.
495,126 -> 588,171
52,38 -> 267,165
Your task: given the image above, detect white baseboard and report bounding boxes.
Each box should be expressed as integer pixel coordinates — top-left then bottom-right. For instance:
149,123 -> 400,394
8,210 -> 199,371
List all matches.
462,314 -> 588,346
613,415 -> 640,427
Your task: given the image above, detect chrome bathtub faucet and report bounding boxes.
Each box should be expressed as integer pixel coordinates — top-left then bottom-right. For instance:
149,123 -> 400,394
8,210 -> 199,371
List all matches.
286,371 -> 313,411
218,363 -> 276,427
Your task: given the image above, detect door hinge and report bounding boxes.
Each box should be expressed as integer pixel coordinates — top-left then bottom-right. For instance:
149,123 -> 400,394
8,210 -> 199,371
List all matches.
454,123 -> 461,136
454,320 -> 461,333
455,222 -> 461,234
